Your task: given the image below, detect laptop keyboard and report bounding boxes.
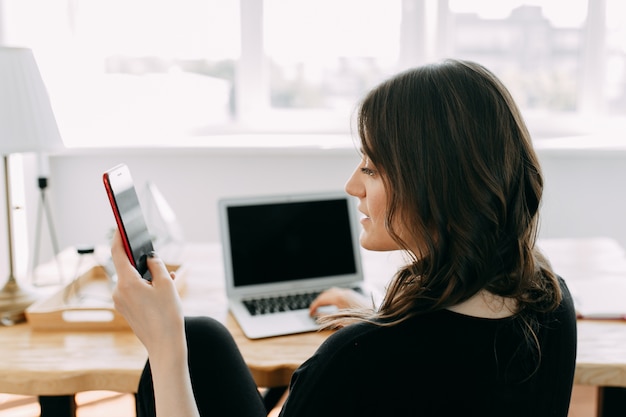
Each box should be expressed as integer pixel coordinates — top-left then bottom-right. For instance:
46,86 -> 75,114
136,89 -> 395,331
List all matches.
242,287 -> 364,316
243,291 -> 321,316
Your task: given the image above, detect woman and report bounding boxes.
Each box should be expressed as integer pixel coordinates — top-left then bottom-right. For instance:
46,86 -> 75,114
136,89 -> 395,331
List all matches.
112,59 -> 576,417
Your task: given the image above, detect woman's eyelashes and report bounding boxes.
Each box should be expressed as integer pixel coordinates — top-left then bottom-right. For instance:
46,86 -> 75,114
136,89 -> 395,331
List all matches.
360,166 -> 376,177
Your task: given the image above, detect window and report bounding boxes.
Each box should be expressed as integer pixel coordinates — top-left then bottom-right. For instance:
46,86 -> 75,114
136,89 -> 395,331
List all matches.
3,0 -> 240,146
448,0 -> 626,138
606,0 -> 626,115
1,0 -> 624,147
260,0 -> 401,131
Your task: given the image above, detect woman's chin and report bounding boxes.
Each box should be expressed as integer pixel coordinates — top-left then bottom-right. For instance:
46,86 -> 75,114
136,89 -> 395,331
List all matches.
359,236 -> 399,252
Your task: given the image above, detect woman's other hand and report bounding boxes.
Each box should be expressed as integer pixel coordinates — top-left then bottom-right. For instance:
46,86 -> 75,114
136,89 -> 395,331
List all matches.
309,287 -> 371,317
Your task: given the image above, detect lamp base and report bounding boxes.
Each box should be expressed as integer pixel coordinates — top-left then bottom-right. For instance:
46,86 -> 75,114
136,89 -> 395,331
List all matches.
0,277 -> 38,325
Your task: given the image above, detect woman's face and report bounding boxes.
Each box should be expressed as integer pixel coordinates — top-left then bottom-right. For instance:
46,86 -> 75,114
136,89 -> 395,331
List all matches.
345,155 -> 400,252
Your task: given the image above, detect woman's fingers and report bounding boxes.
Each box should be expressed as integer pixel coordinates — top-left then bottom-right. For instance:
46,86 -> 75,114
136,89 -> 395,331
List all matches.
309,287 -> 370,316
110,230 -> 133,272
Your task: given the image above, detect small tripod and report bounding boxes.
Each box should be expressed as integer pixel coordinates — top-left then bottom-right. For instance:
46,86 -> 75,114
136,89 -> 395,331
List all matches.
31,176 -> 63,286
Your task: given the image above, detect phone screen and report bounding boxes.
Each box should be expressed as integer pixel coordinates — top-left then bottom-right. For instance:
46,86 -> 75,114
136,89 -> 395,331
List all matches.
103,164 -> 154,281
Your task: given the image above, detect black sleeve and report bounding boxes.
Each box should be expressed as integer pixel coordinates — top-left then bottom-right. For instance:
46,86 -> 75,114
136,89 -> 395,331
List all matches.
544,276 -> 578,416
278,324 -> 375,417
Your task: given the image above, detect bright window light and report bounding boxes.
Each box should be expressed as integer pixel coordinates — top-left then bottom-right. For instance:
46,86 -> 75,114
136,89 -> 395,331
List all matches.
1,0 -> 624,148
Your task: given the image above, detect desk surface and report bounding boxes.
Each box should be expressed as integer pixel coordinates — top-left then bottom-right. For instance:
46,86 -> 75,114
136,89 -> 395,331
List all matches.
1,238 -> 626,395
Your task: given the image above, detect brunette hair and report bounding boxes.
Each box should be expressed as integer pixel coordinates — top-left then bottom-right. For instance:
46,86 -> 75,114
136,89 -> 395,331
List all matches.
326,59 -> 561,327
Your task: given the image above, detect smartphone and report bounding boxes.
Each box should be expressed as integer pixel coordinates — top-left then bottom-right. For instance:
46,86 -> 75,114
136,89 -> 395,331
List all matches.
103,163 -> 154,281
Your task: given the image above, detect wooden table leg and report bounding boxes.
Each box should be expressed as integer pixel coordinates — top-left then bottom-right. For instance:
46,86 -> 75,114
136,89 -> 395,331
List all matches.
597,387 -> 626,417
38,395 -> 76,417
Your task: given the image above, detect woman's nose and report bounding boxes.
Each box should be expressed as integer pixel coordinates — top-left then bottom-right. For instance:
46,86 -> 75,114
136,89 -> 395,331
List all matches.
345,167 -> 363,198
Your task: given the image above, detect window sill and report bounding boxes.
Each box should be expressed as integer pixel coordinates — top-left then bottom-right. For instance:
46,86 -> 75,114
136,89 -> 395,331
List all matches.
58,133 -> 359,156
56,112 -> 626,157
534,134 -> 626,156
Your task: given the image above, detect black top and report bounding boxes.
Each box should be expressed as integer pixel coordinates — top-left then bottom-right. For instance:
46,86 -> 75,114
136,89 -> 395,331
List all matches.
280,278 -> 577,417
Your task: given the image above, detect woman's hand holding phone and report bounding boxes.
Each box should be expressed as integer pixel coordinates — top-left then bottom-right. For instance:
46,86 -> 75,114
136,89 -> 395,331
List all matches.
110,230 -> 184,357
111,231 -> 200,417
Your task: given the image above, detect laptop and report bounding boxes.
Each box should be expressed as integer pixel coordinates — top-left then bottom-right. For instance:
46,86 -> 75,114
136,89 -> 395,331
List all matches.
218,191 -> 365,339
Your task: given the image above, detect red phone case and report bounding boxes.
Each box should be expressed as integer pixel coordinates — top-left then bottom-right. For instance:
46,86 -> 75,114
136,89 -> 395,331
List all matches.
103,168 -> 136,268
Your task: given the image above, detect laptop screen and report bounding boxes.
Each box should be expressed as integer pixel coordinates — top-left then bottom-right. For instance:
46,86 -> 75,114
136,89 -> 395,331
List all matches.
223,195 -> 359,288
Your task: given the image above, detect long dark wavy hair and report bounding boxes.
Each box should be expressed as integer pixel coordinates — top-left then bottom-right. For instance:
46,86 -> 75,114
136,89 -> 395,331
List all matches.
324,59 -> 561,331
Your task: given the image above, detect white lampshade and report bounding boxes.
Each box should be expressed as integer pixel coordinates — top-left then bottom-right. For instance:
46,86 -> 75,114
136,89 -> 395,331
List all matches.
0,47 -> 64,155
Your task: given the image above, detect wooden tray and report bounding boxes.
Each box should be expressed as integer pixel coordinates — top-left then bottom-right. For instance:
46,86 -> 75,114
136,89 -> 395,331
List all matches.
25,263 -> 185,331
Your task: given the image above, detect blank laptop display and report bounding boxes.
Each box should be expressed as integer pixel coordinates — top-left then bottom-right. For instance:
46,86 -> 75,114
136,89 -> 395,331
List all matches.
218,191 -> 365,339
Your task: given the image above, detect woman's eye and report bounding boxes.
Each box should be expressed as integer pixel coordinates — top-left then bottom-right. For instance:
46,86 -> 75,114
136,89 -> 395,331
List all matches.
360,167 -> 376,177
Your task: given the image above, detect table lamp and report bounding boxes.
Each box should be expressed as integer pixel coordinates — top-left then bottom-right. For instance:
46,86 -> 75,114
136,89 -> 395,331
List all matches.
0,46 -> 64,324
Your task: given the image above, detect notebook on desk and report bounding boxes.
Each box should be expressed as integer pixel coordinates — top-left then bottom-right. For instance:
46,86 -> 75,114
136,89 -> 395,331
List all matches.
218,191 -> 366,339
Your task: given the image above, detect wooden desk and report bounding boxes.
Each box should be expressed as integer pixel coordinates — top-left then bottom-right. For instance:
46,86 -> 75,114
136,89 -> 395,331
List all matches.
1,239 -> 626,416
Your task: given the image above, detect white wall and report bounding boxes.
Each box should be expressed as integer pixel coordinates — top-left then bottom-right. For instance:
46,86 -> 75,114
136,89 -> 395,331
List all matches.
46,146 -> 362,250
537,147 -> 626,246
3,142 -> 626,281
